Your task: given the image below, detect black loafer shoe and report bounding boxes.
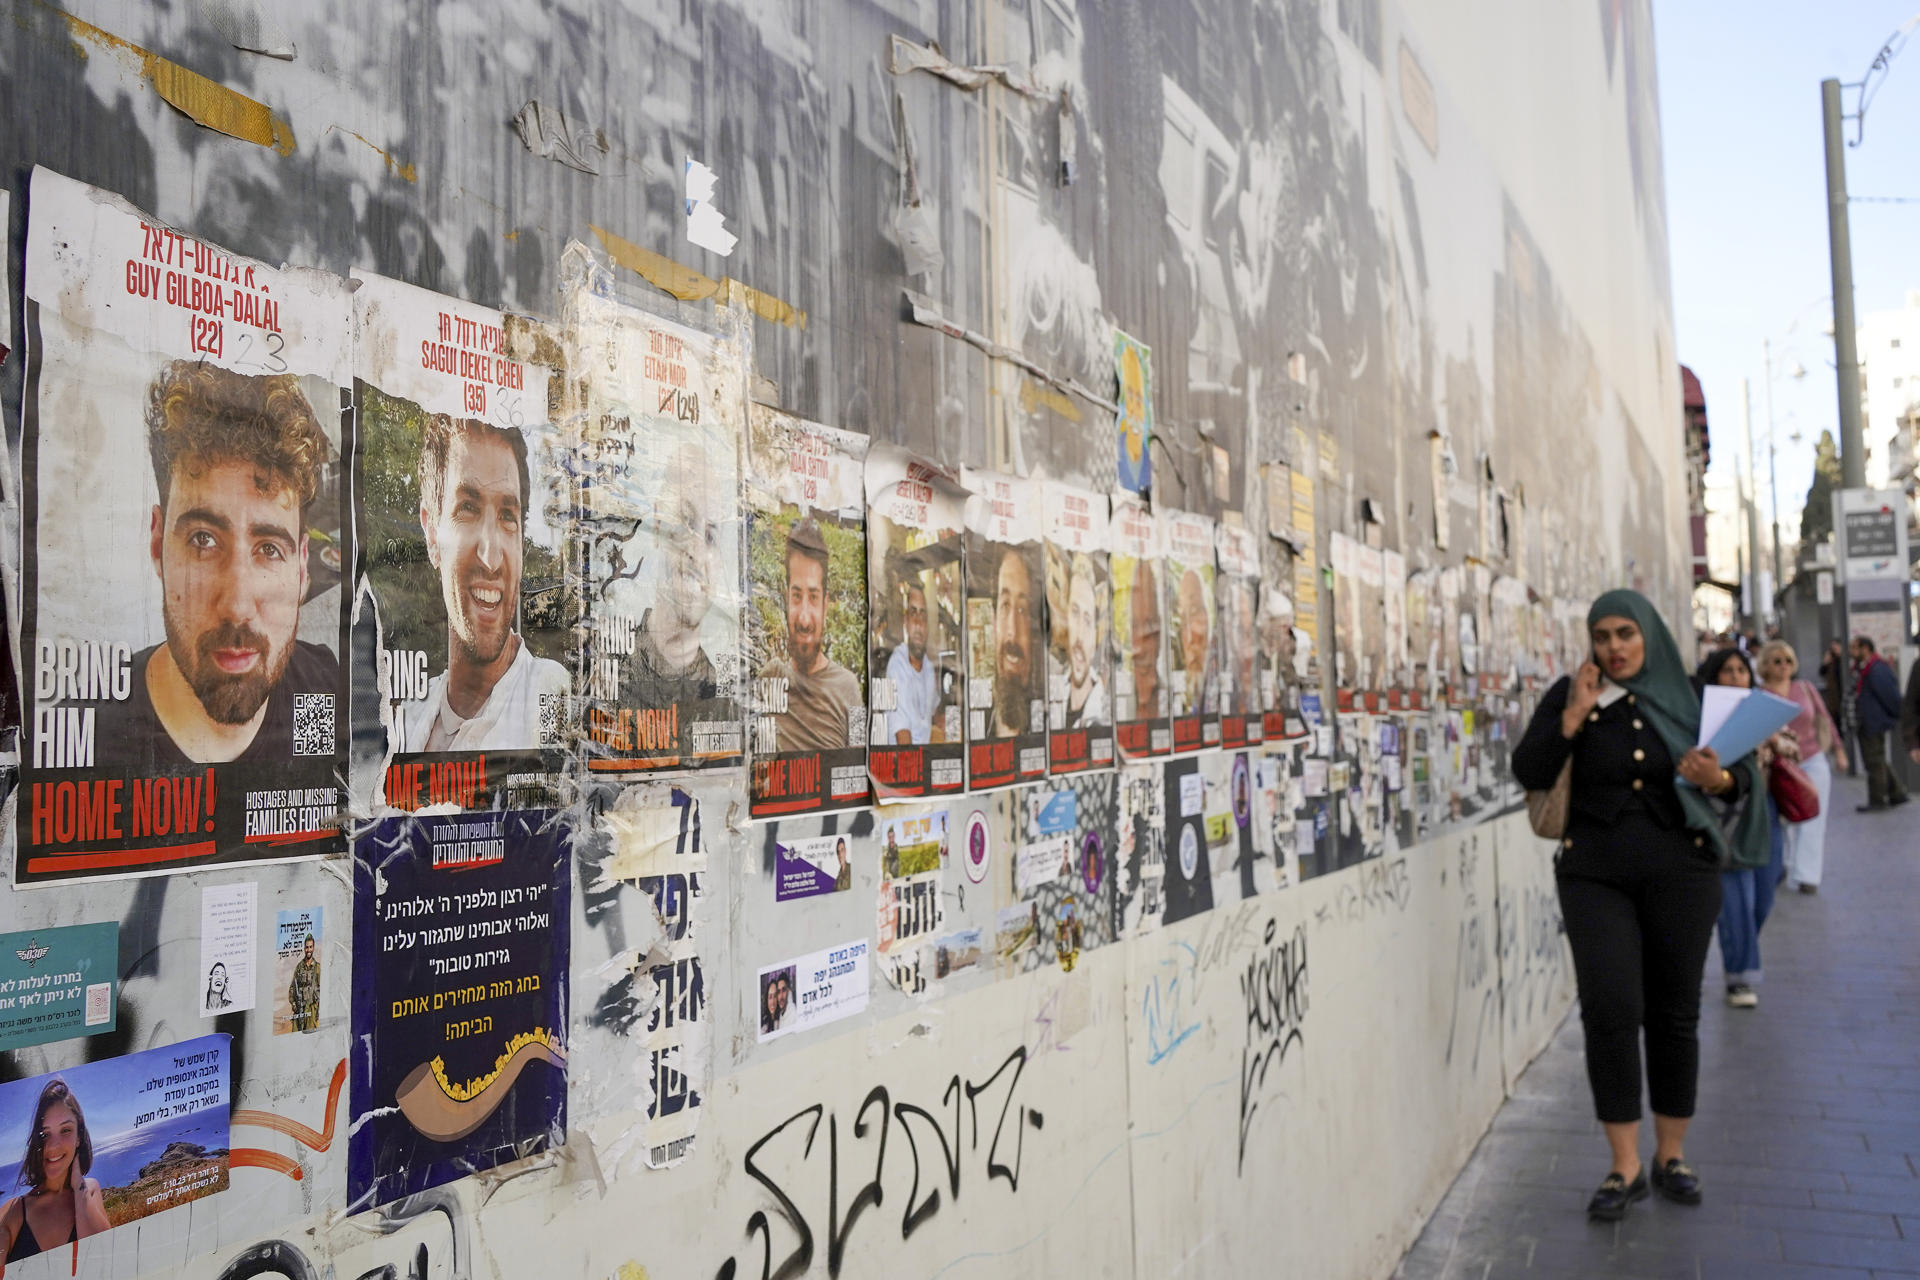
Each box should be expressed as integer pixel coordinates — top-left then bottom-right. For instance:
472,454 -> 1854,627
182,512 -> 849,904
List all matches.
1650,1158 -> 1703,1205
1587,1169 -> 1649,1220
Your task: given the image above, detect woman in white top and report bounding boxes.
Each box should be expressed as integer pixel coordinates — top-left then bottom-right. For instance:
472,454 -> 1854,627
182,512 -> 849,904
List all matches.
1758,640 -> 1847,892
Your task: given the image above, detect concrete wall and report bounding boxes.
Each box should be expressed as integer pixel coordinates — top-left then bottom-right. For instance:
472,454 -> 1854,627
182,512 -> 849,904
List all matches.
0,0 -> 1677,1276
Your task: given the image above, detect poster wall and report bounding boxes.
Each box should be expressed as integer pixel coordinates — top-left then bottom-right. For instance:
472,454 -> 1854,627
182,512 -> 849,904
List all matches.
962,470 -> 1047,790
353,272 -> 566,803
1112,498 -> 1170,760
0,1034 -> 230,1257
745,406 -> 870,817
350,810 -> 571,1208
567,289 -> 744,774
865,447 -> 966,800
18,167 -> 350,885
1045,484 -> 1114,774
1162,510 -> 1220,753
1215,522 -> 1263,751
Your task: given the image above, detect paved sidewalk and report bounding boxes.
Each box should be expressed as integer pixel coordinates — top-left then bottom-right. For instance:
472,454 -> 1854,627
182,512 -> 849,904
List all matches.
1397,770 -> 1920,1280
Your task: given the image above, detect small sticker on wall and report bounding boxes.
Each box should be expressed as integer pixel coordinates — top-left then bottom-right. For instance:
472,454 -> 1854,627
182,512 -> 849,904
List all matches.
1080,831 -> 1105,895
273,908 -> 322,1035
199,883 -> 257,1016
1178,824 -> 1199,880
963,809 -> 991,884
757,939 -> 868,1042
0,923 -> 118,1050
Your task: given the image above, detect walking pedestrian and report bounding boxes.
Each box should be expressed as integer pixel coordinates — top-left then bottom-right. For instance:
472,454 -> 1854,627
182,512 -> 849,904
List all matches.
1513,591 -> 1769,1221
1820,641 -> 1855,777
1851,635 -> 1911,812
1700,648 -> 1786,1009
1758,641 -> 1844,894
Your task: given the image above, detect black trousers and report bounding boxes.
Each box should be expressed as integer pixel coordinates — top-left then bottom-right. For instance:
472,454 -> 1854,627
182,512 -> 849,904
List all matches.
1557,813 -> 1723,1124
1860,731 -> 1910,807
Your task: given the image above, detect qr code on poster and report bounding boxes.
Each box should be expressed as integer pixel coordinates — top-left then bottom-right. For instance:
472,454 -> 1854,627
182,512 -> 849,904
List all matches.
539,693 -> 560,745
293,693 -> 335,756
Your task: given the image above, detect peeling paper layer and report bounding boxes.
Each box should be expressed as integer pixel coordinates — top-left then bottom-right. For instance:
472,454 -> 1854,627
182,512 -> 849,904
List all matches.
589,224 -> 805,329
513,100 -> 607,175
61,11 -> 296,153
904,291 -> 1118,415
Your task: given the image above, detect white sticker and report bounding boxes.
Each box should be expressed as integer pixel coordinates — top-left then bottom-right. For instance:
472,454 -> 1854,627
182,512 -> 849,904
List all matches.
963,809 -> 992,884
199,882 -> 258,1016
1178,824 -> 1199,879
1180,773 -> 1205,817
1016,836 -> 1073,895
84,983 -> 111,1027
757,939 -> 868,1043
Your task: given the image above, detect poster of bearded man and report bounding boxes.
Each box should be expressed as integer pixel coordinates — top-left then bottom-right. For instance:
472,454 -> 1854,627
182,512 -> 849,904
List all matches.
562,285 -> 746,775
1043,483 -> 1114,775
17,168 -> 351,884
962,470 -> 1047,791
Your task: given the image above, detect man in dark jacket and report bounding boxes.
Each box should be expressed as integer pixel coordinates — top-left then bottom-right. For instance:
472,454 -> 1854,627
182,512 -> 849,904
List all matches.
1851,635 -> 1910,811
1820,641 -> 1854,776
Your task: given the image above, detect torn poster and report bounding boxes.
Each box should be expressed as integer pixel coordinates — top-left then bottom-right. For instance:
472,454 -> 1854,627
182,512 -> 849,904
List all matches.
745,406 -> 870,817
1215,521 -> 1264,751
865,446 -> 966,800
349,809 -> 571,1207
0,1033 -> 230,1262
758,938 -> 868,1043
1162,510 -> 1221,753
593,782 -> 708,1169
0,922 -> 117,1051
1044,483 -> 1114,774
352,271 -> 566,809
564,288 -> 745,774
876,807 -> 948,995
962,469 -> 1046,790
1112,497 -> 1170,760
1382,548 -> 1409,699
1112,761 -> 1167,937
1114,328 -> 1153,495
18,167 -> 350,885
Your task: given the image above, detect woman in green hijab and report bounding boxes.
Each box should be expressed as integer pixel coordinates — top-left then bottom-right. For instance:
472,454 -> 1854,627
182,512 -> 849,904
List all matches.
1514,589 -> 1766,1221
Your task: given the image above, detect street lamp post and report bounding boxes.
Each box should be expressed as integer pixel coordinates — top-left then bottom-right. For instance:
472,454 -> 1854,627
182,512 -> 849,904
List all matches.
1742,378 -> 1764,629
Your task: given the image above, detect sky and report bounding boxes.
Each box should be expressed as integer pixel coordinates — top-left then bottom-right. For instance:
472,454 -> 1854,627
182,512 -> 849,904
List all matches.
1657,1 -> 1920,546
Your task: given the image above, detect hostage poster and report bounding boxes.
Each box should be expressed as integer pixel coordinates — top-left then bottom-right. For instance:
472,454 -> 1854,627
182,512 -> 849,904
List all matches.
745,406 -> 870,817
352,272 -> 567,808
17,168 -> 349,885
1114,328 -> 1153,495
1044,483 -> 1114,774
1162,510 -> 1220,753
565,288 -> 744,774
350,810 -> 571,1208
0,1034 -> 231,1262
962,470 -> 1046,790
1111,497 -> 1170,760
865,447 -> 966,800
1214,521 -> 1263,751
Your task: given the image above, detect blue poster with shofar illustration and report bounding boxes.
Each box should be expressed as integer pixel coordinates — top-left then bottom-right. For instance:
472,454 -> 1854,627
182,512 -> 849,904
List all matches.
349,809 -> 570,1209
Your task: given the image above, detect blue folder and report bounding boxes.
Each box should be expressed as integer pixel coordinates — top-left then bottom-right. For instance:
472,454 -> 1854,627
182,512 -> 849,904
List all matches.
1678,688 -> 1799,786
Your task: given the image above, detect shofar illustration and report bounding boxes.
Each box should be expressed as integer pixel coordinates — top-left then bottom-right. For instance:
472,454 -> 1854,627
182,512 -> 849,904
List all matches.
395,1030 -> 567,1142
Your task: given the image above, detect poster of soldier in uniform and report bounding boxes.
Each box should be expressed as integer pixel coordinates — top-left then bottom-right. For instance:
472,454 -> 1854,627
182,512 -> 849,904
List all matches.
745,407 -> 869,816
1111,497 -> 1170,760
1215,522 -> 1263,751
16,168 -> 349,884
562,288 -> 744,775
1043,483 -> 1113,775
962,470 -> 1046,791
866,447 -> 966,800
1163,510 -> 1220,753
352,272 -> 567,810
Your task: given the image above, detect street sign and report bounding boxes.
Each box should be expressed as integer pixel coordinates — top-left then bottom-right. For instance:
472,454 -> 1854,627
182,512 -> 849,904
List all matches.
1834,488 -> 1909,583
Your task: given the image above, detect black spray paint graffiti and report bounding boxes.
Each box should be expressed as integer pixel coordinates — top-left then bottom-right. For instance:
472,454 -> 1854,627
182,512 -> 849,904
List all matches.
1499,879 -> 1568,1035
1237,918 -> 1308,1174
715,1046 -> 1042,1280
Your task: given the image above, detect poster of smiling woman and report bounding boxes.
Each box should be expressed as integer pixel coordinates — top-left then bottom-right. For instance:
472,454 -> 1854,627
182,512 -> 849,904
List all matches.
17,168 -> 351,885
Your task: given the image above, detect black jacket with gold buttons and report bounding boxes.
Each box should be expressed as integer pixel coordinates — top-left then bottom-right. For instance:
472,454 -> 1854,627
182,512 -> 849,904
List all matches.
1513,675 -> 1747,832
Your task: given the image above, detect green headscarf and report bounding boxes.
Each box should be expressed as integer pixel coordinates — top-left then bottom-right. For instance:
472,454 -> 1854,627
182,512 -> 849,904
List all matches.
1586,589 -> 1770,869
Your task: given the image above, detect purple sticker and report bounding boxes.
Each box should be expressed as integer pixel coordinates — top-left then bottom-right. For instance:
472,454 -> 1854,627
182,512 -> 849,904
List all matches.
1080,830 -> 1104,895
964,810 -> 991,884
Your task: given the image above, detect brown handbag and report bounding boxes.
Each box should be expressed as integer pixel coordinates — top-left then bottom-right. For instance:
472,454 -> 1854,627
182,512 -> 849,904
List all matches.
1526,758 -> 1573,839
